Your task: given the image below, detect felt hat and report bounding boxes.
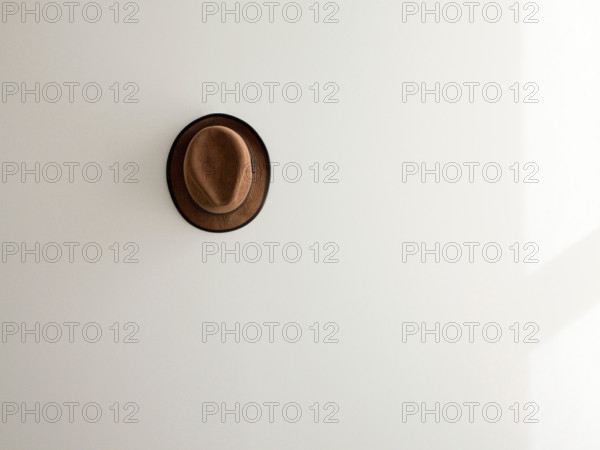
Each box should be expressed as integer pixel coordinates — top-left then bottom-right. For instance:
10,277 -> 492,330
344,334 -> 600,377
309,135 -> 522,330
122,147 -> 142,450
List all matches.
167,114 -> 270,232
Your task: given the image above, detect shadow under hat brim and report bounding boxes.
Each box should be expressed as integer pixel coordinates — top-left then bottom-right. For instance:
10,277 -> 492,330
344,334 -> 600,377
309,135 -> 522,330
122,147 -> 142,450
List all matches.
167,114 -> 271,232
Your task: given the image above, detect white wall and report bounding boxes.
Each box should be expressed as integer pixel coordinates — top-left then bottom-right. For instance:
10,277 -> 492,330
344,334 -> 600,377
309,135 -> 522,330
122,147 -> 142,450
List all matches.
1,1 -> 599,448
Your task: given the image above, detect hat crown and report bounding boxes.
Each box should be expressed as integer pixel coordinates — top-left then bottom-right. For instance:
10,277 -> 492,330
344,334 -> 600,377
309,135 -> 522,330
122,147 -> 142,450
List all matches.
183,126 -> 253,214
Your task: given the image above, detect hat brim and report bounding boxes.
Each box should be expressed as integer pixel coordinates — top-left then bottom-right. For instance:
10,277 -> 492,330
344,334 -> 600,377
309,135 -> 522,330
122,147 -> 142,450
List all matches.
167,114 -> 270,232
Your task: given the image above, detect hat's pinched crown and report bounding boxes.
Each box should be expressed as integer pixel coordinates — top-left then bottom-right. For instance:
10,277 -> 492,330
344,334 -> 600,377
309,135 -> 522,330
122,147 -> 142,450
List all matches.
183,126 -> 253,214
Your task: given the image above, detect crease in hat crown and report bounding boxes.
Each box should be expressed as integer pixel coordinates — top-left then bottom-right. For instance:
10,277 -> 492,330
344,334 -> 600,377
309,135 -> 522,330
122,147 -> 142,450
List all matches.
183,125 -> 253,214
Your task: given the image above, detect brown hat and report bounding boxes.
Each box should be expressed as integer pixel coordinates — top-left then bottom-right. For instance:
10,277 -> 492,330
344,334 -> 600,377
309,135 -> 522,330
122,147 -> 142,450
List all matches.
167,114 -> 270,232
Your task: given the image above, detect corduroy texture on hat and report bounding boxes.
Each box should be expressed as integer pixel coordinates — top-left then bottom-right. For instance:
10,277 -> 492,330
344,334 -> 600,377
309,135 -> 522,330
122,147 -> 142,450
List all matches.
167,114 -> 270,232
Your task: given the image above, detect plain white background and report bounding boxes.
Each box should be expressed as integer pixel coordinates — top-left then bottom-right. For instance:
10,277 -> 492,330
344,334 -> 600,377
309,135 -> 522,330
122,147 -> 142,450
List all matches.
1,0 -> 599,448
